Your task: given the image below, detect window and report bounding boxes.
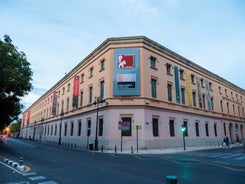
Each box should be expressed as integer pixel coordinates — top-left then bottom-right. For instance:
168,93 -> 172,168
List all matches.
100,80 -> 104,99
150,57 -> 156,68
214,124 -> 217,137
223,123 -> 227,136
233,104 -> 235,115
62,87 -> 65,95
80,91 -> 83,107
67,83 -> 70,92
66,98 -> 69,112
238,106 -> 240,116
201,79 -> 204,88
100,60 -> 105,70
179,70 -> 184,80
181,88 -> 185,104
231,92 -> 233,99
78,120 -> 81,136
64,123 -> 67,136
152,118 -> 159,137
227,102 -> 229,114
195,122 -> 199,137
202,95 -> 206,109
89,86 -> 93,103
211,97 -> 214,110
225,89 -> 228,96
70,121 -> 74,136
87,120 -> 91,136
192,92 -> 196,107
209,82 -> 212,91
166,63 -> 171,74
55,124 -> 57,136
121,117 -> 132,136
81,74 -> 84,83
169,120 -> 175,137
205,123 -> 209,137
51,125 -> 53,136
220,100 -> 223,112
99,118 -> 103,136
219,86 -> 222,94
167,83 -> 172,102
191,74 -> 195,83
183,121 -> 188,136
90,67 -> 93,77
151,79 -> 157,98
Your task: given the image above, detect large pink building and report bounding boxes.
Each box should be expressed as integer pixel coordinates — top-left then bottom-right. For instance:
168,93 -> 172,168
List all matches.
20,36 -> 245,150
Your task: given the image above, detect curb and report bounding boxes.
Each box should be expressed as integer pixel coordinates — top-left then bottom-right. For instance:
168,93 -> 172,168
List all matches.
4,159 -> 25,172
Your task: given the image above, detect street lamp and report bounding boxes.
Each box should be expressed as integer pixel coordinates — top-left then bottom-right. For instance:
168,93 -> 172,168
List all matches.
93,97 -> 106,151
58,110 -> 64,146
181,124 -> 186,150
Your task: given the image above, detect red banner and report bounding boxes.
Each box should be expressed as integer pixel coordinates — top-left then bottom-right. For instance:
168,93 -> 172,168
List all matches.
117,54 -> 134,68
27,111 -> 31,124
72,74 -> 80,108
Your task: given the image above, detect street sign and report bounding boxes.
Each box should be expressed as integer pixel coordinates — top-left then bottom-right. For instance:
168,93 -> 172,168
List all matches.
118,121 -> 130,130
133,125 -> 142,130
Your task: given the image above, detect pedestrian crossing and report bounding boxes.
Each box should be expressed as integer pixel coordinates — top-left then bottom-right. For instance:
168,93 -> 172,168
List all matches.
22,171 -> 58,184
187,152 -> 245,161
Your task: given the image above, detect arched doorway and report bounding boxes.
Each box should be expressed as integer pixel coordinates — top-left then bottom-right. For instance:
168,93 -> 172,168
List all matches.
240,124 -> 244,142
229,123 -> 234,143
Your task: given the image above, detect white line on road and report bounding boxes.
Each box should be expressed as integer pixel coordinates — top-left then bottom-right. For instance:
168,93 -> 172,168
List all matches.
38,181 -> 59,184
220,153 -> 243,159
22,172 -> 37,176
234,155 -> 245,160
29,176 -> 47,181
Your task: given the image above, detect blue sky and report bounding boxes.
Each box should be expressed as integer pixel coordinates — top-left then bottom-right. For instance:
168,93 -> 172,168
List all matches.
0,0 -> 245,111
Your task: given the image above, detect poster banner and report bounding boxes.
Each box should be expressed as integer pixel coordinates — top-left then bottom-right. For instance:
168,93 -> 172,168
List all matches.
174,66 -> 180,103
72,74 -> 80,108
113,48 -> 140,96
22,113 -> 26,125
52,91 -> 58,115
197,76 -> 203,108
186,72 -> 193,106
206,79 -> 212,110
27,111 -> 31,125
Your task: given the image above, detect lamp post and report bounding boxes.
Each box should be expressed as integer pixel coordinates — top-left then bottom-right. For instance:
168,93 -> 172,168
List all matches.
93,97 -> 106,151
58,110 -> 64,146
181,124 -> 186,150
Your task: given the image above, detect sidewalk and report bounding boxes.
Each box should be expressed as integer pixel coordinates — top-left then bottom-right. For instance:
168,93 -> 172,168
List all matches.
102,143 -> 243,155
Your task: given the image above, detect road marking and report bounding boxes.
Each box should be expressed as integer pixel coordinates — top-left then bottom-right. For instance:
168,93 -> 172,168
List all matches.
38,181 -> 58,184
234,155 -> 245,160
220,153 -> 243,159
29,176 -> 46,181
208,153 -> 232,158
22,172 -> 37,176
5,181 -> 30,184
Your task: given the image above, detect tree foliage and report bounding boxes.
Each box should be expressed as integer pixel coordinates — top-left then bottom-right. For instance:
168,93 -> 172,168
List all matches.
10,119 -> 21,134
0,35 -> 33,130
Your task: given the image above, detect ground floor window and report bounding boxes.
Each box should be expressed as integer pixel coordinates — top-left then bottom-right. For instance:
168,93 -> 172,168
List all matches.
214,124 -> 217,137
195,122 -> 199,137
99,118 -> 103,136
169,120 -> 175,137
152,118 -> 159,137
121,117 -> 132,136
205,123 -> 209,137
183,121 -> 188,136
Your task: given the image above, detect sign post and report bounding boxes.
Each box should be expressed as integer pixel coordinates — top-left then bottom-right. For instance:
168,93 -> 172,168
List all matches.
133,125 -> 142,153
118,121 -> 130,152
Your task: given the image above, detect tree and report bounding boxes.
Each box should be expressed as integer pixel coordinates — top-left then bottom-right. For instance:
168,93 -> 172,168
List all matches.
0,35 -> 33,130
10,119 -> 21,134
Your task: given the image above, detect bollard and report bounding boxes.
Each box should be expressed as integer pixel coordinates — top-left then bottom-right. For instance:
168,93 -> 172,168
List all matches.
19,156 -> 24,166
101,145 -> 103,152
114,145 -> 117,153
131,146 -> 134,154
166,175 -> 177,184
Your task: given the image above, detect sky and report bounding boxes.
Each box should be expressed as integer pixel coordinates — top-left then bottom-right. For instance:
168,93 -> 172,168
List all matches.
0,0 -> 245,112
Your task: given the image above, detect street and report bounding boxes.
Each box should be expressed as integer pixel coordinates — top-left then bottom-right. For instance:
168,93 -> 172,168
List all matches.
0,138 -> 245,184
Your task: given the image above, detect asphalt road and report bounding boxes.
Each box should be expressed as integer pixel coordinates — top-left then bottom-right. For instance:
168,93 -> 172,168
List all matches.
0,138 -> 245,184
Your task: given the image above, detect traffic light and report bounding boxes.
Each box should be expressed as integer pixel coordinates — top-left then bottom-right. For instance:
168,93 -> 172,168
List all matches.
181,124 -> 186,133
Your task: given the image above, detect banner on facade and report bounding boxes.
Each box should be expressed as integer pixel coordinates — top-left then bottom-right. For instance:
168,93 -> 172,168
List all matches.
197,76 -> 203,108
113,48 -> 140,96
27,111 -> 31,125
72,74 -> 80,108
186,72 -> 193,106
174,66 -> 180,103
52,91 -> 58,115
205,79 -> 212,110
